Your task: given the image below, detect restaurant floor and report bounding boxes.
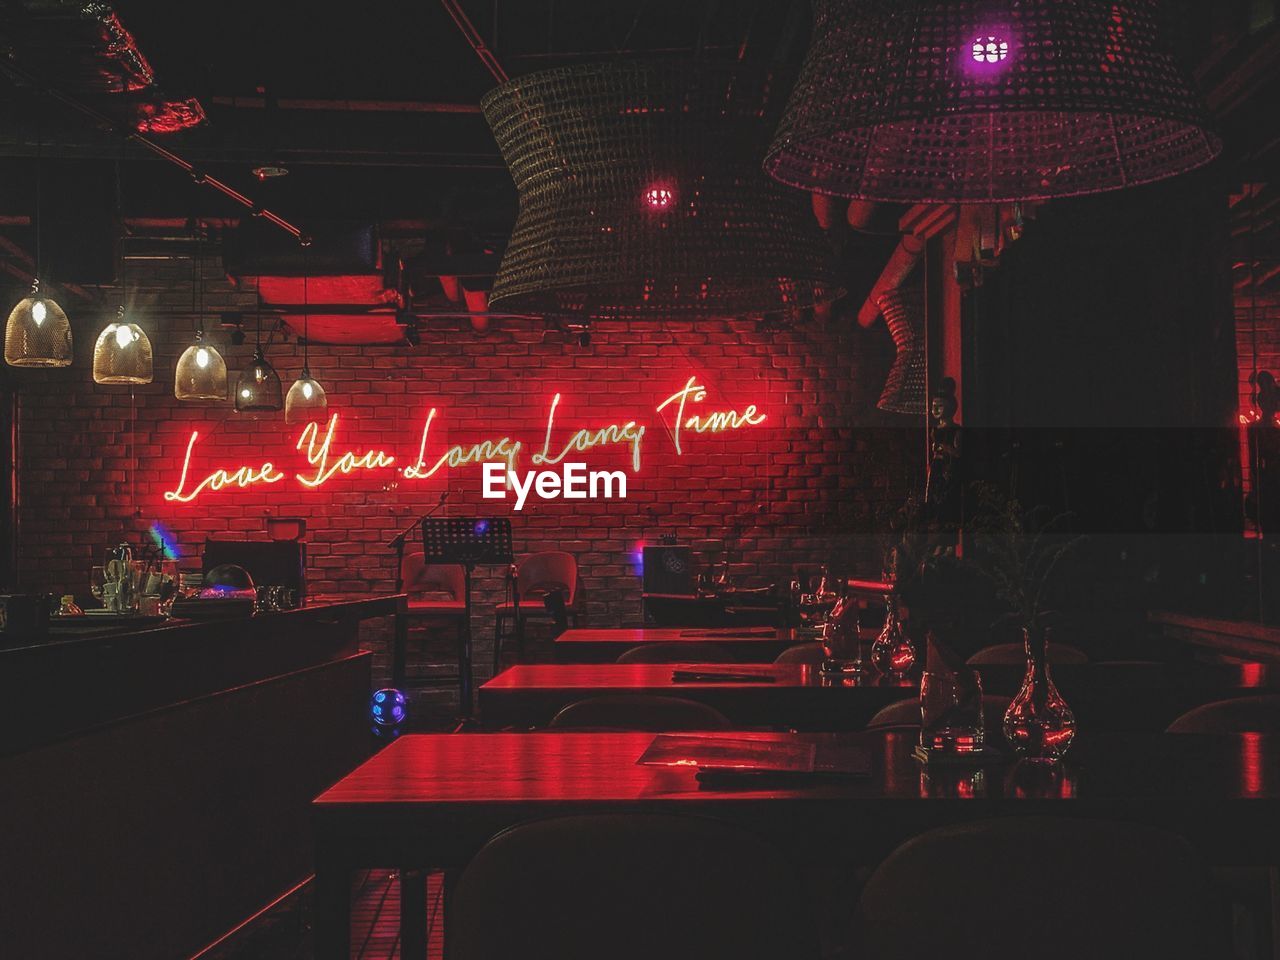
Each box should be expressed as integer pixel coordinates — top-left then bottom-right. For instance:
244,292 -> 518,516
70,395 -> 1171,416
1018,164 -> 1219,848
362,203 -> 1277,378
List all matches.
203,869 -> 445,960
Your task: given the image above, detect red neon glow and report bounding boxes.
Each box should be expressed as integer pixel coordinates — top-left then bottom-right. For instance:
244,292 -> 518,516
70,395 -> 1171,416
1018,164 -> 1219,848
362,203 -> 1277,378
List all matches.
656,376 -> 766,455
644,186 -> 674,209
162,379 -> 768,503
163,432 -> 285,503
296,415 -> 395,487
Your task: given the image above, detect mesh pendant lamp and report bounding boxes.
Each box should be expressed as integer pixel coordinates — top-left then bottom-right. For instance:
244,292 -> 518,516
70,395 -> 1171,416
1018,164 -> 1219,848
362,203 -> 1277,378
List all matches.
175,239 -> 228,401
235,314 -> 283,413
5,280 -> 72,367
764,0 -> 1222,202
285,271 -> 327,424
482,60 -> 841,319
875,287 -> 926,415
93,305 -> 154,384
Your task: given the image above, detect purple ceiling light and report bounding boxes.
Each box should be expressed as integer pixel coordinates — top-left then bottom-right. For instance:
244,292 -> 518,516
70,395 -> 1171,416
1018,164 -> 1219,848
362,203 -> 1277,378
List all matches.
764,0 -> 1221,203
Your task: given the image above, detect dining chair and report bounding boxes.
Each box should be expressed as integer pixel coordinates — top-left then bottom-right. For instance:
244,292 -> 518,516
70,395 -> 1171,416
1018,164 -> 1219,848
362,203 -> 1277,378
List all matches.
773,642 -> 826,665
396,553 -> 468,698
547,694 -> 732,731
449,813 -> 819,960
1167,694 -> 1280,733
865,694 -> 1012,732
615,641 -> 739,663
853,817 -> 1215,960
966,642 -> 1088,666
493,550 -> 582,673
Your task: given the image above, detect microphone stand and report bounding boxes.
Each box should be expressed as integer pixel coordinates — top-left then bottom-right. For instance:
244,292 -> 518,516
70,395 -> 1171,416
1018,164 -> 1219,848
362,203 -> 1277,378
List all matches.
387,493 -> 448,592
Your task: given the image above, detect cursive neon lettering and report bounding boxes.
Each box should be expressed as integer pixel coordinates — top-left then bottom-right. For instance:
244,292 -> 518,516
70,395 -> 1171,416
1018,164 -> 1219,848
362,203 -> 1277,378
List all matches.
296,414 -> 395,487
164,431 -> 284,503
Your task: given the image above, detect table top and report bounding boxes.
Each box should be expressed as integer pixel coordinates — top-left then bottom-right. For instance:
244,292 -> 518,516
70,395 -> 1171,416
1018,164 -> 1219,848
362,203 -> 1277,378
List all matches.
482,662 -> 856,690
554,627 -> 792,645
314,731 -> 1280,869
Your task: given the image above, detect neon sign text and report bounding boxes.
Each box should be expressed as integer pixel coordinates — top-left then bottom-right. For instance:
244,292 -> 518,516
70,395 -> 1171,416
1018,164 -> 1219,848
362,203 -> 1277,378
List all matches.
163,431 -> 285,503
163,378 -> 767,504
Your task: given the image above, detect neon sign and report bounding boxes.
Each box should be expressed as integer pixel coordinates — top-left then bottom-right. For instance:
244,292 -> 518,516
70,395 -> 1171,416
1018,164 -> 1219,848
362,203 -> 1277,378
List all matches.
163,377 -> 766,504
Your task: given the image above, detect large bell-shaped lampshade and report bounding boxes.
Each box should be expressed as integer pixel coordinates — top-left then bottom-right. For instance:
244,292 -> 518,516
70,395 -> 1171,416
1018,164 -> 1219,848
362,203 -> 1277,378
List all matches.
5,285 -> 73,367
174,331 -> 228,401
235,347 -> 283,412
92,308 -> 154,384
285,368 -> 327,424
764,0 -> 1222,202
482,60 -> 841,319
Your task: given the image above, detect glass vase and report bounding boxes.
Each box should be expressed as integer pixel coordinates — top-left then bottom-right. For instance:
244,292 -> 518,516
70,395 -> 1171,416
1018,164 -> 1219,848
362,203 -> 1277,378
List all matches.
1002,625 -> 1076,761
870,597 -> 916,678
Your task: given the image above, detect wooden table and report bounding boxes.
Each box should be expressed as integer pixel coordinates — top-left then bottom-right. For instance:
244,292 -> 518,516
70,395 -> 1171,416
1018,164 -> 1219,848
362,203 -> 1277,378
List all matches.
312,730 -> 1280,959
553,626 -> 799,662
480,663 -> 911,729
481,660 -> 1280,732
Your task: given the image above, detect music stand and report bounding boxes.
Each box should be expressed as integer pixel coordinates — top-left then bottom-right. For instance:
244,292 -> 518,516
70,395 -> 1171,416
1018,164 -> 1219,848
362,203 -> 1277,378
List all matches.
421,518 -> 514,719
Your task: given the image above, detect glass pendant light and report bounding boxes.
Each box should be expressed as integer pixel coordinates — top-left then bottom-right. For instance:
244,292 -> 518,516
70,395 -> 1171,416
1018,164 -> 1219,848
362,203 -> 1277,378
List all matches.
285,266 -> 327,424
5,149 -> 72,367
234,310 -> 283,413
175,232 -> 228,400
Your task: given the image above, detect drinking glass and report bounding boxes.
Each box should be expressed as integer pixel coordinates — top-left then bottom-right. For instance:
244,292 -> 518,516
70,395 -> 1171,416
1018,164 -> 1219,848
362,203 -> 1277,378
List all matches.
89,566 -> 107,606
920,669 -> 985,753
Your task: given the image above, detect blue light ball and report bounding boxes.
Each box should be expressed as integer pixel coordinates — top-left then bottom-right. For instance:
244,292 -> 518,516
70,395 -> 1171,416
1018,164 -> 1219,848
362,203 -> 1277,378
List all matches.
371,688 -> 407,727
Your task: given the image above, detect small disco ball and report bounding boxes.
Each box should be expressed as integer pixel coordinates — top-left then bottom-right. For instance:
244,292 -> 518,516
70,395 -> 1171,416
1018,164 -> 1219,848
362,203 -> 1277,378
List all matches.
371,688 -> 407,727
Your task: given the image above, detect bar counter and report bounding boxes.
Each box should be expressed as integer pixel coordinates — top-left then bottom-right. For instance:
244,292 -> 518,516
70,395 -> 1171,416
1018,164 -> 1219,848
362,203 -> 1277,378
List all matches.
0,593 -> 404,754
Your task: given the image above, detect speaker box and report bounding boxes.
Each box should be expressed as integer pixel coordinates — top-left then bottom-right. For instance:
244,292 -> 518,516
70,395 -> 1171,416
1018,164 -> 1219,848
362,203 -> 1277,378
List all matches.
642,546 -> 692,595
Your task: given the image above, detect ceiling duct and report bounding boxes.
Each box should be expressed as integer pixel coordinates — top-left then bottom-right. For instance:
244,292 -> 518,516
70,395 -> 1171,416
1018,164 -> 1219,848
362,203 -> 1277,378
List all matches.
223,221 -> 408,346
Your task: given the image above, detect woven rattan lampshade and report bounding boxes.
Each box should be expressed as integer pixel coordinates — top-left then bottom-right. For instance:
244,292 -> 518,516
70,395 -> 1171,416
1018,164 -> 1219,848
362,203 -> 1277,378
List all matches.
876,286 -> 926,415
765,0 -> 1221,202
482,60 -> 840,319
5,289 -> 72,367
92,308 -> 153,385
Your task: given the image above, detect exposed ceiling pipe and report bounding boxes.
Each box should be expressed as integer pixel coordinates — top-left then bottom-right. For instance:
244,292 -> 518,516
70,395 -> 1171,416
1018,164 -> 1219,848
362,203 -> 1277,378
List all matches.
846,200 -> 879,231
463,287 -> 490,332
0,60 -> 307,244
857,234 -> 925,328
441,0 -> 509,84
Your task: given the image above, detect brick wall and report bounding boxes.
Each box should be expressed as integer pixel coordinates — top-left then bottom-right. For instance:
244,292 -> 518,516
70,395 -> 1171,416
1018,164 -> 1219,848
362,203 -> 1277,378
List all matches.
11,255 -> 921,682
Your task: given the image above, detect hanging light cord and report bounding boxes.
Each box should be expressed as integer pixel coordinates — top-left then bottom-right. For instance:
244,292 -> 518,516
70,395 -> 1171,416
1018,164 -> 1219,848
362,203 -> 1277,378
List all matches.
303,249 -> 310,373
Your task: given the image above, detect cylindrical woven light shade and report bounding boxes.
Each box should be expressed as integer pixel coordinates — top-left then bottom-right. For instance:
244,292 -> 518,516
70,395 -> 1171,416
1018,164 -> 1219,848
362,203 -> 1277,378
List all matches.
5,295 -> 72,367
482,60 -> 841,319
285,370 -> 328,424
92,316 -> 153,385
175,335 -> 228,401
876,286 -> 926,415
235,348 -> 283,413
765,0 -> 1221,202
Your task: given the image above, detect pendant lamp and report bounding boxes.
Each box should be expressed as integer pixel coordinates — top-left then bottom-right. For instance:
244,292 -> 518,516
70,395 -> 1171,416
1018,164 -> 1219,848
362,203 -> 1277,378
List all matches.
285,269 -> 327,424
764,0 -> 1222,202
875,286 -> 927,415
93,305 -> 154,384
5,147 -> 72,367
481,60 -> 841,319
175,234 -> 228,401
6,279 -> 72,367
234,312 -> 283,413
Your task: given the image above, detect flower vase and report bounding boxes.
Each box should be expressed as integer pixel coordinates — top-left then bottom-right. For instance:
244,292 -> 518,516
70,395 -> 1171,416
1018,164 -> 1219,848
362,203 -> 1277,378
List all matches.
1002,625 -> 1076,761
870,597 -> 916,678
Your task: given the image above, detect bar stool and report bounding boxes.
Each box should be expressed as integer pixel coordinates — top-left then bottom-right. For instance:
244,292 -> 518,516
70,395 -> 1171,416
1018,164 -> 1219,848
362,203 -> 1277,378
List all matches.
493,551 -> 582,674
396,553 -> 468,702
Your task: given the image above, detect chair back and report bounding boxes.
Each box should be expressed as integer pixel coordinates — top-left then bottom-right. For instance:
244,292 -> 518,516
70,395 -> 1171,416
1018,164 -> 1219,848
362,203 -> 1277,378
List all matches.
451,814 -> 818,960
1167,694 -> 1280,734
966,642 -> 1088,666
866,695 -> 1012,732
548,694 -> 732,731
773,642 -> 825,666
516,550 -> 580,609
400,554 -> 465,599
854,817 -> 1213,960
616,642 -> 739,664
